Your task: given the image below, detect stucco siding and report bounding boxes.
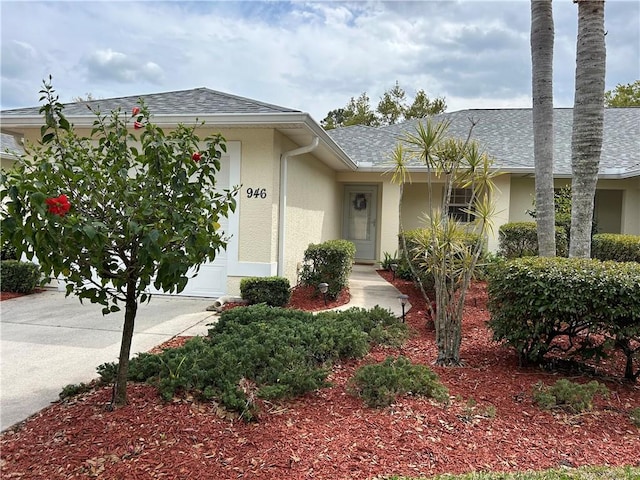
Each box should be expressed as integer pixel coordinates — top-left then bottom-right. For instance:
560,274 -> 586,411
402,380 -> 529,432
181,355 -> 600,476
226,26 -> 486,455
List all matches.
508,177 -> 535,223
401,182 -> 444,231
224,129 -> 276,264
490,174 -> 512,252
378,180 -> 401,260
1,158 -> 16,171
621,184 -> 640,234
285,148 -> 342,285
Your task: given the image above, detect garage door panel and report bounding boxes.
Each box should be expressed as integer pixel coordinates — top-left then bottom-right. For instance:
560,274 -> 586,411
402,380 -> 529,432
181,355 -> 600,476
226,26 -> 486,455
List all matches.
178,263 -> 227,297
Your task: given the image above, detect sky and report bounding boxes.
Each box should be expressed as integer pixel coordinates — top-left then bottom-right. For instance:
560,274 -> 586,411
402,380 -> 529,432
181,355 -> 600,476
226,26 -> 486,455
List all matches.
1,0 -> 639,121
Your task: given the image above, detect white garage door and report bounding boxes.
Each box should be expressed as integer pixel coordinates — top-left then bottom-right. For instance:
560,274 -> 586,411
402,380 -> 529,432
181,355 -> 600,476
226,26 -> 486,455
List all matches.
149,144 -> 239,298
175,150 -> 231,297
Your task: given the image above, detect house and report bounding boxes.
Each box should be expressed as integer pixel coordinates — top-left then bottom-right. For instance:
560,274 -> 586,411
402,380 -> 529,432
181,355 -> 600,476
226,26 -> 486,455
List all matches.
1,89 -> 638,298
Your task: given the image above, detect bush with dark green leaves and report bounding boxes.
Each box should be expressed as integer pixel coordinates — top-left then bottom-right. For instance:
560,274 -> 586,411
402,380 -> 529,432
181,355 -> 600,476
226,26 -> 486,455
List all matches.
300,239 -> 355,299
487,257 -> 640,380
1,241 -> 17,260
0,260 -> 40,293
591,233 -> 640,263
498,222 -> 568,258
532,379 -> 608,413
98,304 -> 409,420
347,356 -> 449,407
240,276 -> 291,306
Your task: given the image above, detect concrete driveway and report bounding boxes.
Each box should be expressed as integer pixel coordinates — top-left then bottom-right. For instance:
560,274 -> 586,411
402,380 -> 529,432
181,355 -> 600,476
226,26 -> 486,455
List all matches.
0,289 -> 217,431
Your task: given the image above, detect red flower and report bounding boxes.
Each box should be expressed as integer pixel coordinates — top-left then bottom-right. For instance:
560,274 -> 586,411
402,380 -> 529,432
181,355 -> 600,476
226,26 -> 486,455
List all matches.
192,152 -> 202,162
134,121 -> 143,130
45,194 -> 71,217
131,106 -> 140,116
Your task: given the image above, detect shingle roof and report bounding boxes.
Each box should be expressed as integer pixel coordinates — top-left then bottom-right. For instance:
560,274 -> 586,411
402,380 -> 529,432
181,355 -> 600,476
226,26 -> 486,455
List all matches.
0,87 -> 301,117
325,125 -> 398,166
328,108 -> 640,177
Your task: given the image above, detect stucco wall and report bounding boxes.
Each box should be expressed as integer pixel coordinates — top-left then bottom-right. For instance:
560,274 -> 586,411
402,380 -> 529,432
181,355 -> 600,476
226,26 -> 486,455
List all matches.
284,136 -> 342,285
1,157 -> 16,171
509,176 -> 639,235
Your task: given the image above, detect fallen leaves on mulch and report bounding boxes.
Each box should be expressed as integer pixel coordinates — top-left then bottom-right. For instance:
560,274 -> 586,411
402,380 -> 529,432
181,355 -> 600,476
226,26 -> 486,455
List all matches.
2,272 -> 639,479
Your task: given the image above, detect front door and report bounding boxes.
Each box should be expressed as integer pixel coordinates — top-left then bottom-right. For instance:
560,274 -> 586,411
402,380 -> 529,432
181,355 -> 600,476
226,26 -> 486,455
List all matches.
343,185 -> 378,261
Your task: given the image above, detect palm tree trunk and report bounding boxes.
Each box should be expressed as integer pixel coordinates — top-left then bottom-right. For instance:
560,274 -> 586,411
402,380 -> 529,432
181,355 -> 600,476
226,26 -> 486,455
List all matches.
531,0 -> 556,257
570,0 -> 606,258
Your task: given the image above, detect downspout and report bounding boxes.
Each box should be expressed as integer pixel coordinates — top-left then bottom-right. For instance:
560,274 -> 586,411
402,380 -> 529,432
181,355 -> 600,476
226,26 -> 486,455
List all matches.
278,136 -> 320,277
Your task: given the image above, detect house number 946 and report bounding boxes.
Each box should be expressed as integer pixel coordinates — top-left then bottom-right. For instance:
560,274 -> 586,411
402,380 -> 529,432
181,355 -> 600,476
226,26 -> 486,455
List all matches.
246,187 -> 267,199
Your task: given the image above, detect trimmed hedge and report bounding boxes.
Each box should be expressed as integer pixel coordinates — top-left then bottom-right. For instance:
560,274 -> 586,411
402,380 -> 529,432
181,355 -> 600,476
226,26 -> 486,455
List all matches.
240,276 -> 291,307
487,257 -> 640,380
300,240 -> 355,300
0,260 -> 41,293
592,233 -> 640,263
498,222 -> 568,258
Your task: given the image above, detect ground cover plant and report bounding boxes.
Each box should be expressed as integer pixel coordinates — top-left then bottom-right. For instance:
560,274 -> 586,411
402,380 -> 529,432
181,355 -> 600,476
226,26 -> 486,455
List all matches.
96,304 -> 409,420
1,273 -> 638,479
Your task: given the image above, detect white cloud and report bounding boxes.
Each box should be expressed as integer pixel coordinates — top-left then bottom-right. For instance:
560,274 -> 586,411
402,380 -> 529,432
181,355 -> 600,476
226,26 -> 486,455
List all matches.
83,49 -> 164,84
0,0 -> 638,121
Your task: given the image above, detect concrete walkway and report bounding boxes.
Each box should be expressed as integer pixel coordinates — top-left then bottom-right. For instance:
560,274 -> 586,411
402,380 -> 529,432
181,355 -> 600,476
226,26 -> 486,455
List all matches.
331,264 -> 411,316
0,264 -> 406,431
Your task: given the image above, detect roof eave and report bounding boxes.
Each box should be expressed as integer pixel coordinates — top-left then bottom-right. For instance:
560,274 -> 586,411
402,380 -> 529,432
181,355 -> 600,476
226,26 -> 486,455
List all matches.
0,112 -> 358,172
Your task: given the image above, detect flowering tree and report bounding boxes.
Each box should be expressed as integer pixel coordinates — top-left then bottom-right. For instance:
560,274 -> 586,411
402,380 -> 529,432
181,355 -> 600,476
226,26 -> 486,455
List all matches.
0,80 -> 238,406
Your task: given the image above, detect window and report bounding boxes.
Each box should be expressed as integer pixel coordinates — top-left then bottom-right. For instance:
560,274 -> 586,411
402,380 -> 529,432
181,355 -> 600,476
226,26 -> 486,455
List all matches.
448,188 -> 474,222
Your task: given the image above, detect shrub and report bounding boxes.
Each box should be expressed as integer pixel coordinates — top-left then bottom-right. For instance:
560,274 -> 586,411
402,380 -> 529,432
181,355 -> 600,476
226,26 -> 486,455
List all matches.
300,240 -> 355,300
0,260 -> 40,293
315,306 -> 410,350
240,276 -> 291,307
99,304 -> 409,420
592,233 -> 640,263
498,222 -> 568,258
347,356 -> 449,408
1,241 -> 17,260
532,379 -> 608,413
59,382 -> 93,400
487,257 -> 640,379
380,251 -> 398,270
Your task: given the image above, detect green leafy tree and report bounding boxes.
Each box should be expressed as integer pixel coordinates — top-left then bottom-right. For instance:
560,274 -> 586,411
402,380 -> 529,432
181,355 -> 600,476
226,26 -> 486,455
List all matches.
345,92 -> 380,127
321,82 -> 446,129
404,89 -> 447,120
377,81 -> 407,125
604,80 -> 640,107
0,79 -> 238,407
321,108 -> 347,130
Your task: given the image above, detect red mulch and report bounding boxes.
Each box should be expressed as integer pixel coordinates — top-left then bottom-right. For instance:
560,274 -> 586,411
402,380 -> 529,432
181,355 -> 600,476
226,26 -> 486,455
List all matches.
1,273 -> 638,479
0,289 -> 46,301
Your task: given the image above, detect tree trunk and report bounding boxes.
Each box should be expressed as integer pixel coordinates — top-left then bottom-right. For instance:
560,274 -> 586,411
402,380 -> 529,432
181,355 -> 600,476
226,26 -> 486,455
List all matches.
531,0 -> 556,257
434,282 -> 463,366
570,0 -> 606,258
112,279 -> 138,407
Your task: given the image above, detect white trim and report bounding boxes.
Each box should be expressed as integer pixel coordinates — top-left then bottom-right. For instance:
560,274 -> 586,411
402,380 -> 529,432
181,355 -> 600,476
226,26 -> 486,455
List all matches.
229,262 -> 278,277
223,140 -> 278,278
